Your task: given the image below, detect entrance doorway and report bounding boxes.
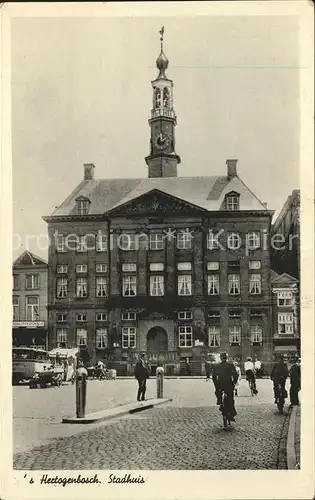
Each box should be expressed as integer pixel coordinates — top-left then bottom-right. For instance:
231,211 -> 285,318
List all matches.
146,326 -> 168,353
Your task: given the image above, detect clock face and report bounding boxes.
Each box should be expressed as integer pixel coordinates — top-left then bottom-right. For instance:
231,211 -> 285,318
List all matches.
154,132 -> 171,150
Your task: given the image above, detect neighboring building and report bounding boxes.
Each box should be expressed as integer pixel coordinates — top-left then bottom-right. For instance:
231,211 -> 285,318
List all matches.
43,32 -> 275,375
12,251 -> 48,349
271,190 -> 300,280
271,270 -> 299,358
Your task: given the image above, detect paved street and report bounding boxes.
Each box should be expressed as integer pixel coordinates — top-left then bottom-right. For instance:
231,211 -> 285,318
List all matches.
13,377 -> 291,469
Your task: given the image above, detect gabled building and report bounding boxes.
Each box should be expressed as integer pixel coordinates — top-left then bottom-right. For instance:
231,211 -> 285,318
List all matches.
43,31 -> 275,375
271,190 -> 300,280
271,271 -> 299,358
12,251 -> 48,349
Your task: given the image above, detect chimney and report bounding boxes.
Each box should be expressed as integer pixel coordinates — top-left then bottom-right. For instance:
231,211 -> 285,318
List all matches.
226,159 -> 238,179
84,163 -> 95,181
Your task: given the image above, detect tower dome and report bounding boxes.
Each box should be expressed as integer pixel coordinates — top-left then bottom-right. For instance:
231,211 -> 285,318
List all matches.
156,49 -> 169,79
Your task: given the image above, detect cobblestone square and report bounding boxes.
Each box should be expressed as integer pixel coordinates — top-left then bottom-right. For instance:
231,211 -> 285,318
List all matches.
13,378 -> 292,470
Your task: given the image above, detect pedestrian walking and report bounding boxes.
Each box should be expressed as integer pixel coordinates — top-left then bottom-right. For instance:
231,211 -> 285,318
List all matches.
233,361 -> 241,396
134,352 -> 150,402
289,355 -> 301,406
270,354 -> 289,403
254,357 -> 262,378
185,357 -> 191,376
205,354 -> 212,381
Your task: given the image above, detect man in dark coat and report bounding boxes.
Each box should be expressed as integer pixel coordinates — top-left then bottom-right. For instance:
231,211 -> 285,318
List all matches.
134,352 -> 150,402
270,354 -> 289,403
289,356 -> 301,405
212,352 -> 239,420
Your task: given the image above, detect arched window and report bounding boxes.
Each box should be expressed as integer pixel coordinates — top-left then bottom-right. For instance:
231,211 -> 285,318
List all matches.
155,88 -> 161,108
163,88 -> 169,107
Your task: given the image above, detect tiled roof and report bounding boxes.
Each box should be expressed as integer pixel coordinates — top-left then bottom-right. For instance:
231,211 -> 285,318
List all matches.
13,250 -> 48,268
50,174 -> 268,217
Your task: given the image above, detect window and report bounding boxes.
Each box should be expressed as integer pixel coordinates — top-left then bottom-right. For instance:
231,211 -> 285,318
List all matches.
122,327 -> 136,348
56,235 -> 67,253
26,296 -> 39,321
76,328 -> 87,346
150,275 -> 164,296
122,312 -> 136,321
208,326 -> 220,347
120,234 -> 137,251
149,233 -> 164,250
207,262 -> 219,271
96,328 -> 108,349
227,232 -> 241,250
96,263 -> 108,273
226,195 -> 239,211
96,233 -> 107,252
76,235 -> 87,252
57,265 -> 68,274
228,274 -> 240,295
249,261 -> 261,270
96,277 -> 108,297
229,326 -> 241,345
179,326 -> 193,347
149,263 -> 164,272
277,291 -> 293,307
178,311 -> 192,320
249,274 -> 261,295
177,262 -> 192,271
122,276 -> 137,296
56,312 -> 67,322
247,232 -> 260,250
13,296 -> 19,320
207,230 -> 220,250
278,313 -> 294,334
25,275 -> 39,290
229,310 -> 242,319
13,275 -> 19,289
208,311 -> 220,320
122,263 -> 137,272
76,277 -> 88,298
178,275 -> 192,296
207,275 -> 220,295
57,328 -> 67,347
251,309 -> 263,318
76,264 -> 87,273
76,313 -> 87,322
96,312 -> 108,322
228,261 -> 240,271
251,325 -> 263,346
177,230 -> 192,250
56,278 -> 67,298
77,199 -> 90,215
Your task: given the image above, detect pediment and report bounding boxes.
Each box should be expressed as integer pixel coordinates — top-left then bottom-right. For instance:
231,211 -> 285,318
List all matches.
272,272 -> 298,285
107,189 -> 206,216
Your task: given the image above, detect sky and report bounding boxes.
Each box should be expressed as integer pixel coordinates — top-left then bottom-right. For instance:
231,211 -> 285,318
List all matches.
11,15 -> 300,261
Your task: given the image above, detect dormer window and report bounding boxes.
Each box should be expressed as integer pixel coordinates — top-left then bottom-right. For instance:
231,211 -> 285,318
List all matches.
225,192 -> 240,211
76,196 -> 90,216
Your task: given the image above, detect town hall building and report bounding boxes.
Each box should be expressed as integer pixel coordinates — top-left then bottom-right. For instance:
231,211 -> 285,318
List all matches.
43,31 -> 275,375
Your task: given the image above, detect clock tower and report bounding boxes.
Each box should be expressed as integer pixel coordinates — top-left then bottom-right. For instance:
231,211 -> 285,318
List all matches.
145,27 -> 181,178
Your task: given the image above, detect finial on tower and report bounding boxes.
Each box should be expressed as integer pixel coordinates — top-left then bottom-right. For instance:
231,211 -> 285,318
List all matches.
156,26 -> 169,79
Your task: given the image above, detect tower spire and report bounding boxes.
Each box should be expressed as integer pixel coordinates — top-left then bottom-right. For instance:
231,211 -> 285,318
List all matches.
156,26 -> 169,79
145,27 -> 181,178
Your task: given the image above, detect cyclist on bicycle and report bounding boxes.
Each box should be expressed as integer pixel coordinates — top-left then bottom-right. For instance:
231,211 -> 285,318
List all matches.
244,357 -> 258,395
212,352 -> 238,421
270,354 -> 289,403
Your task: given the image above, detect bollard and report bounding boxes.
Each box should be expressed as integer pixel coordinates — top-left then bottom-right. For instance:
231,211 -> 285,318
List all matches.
156,366 -> 164,399
76,365 -> 88,418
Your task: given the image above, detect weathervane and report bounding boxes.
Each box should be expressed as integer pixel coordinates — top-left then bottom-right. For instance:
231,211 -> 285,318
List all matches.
159,26 -> 165,50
